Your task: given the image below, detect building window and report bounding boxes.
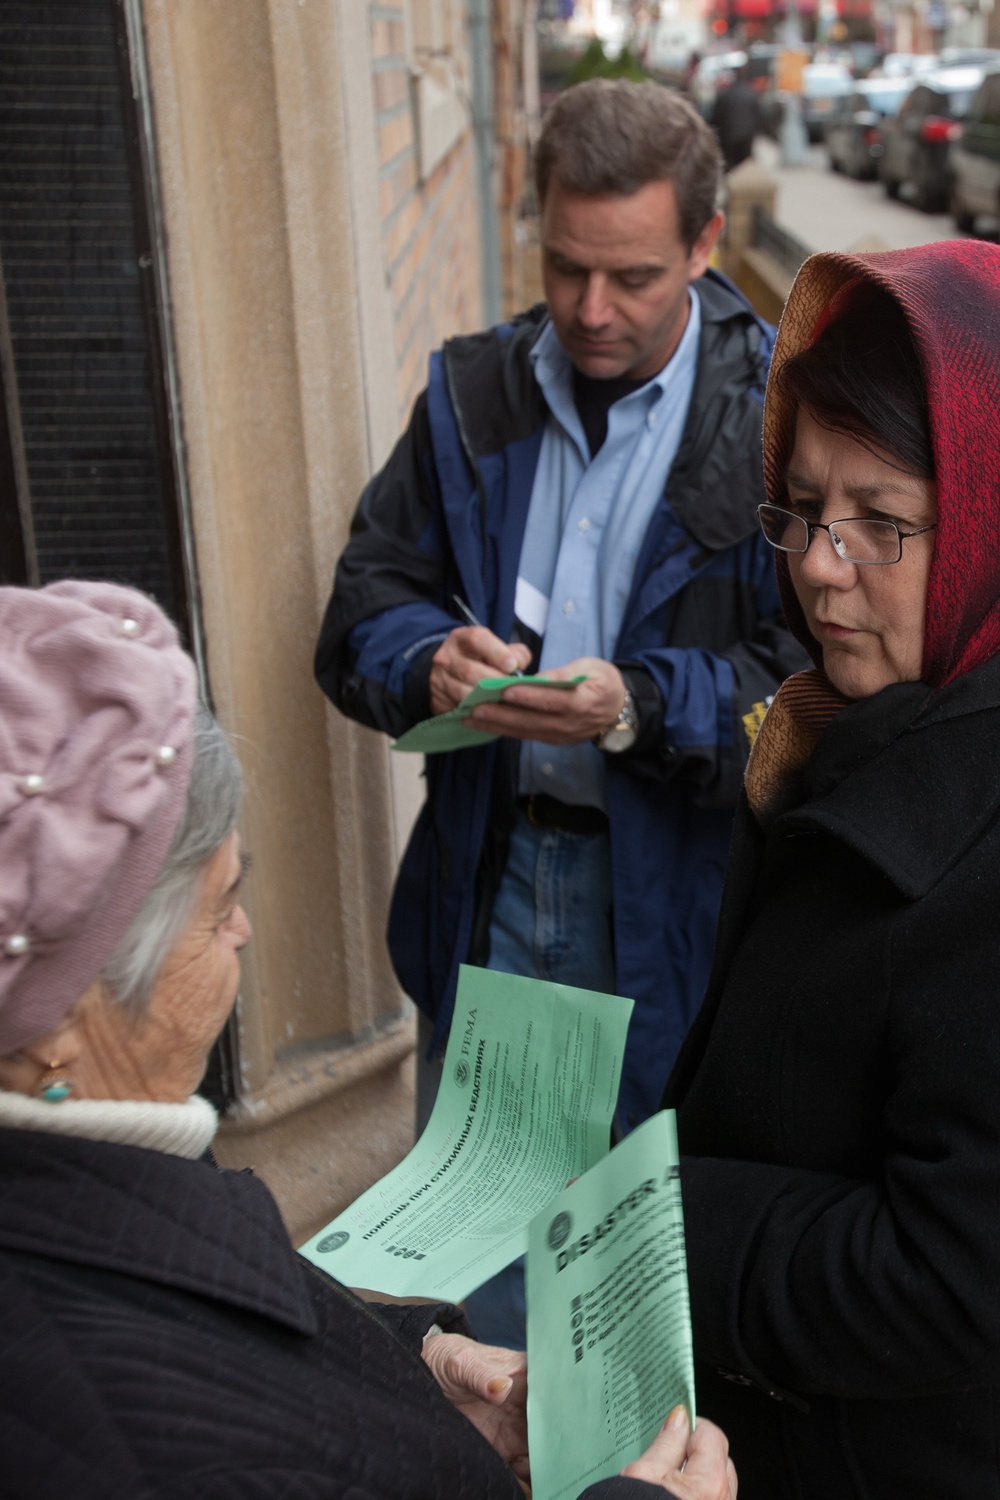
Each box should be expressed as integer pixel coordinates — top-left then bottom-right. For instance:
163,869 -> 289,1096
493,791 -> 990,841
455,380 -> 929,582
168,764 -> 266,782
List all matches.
406,0 -> 469,180
0,0 -> 188,622
410,0 -> 454,56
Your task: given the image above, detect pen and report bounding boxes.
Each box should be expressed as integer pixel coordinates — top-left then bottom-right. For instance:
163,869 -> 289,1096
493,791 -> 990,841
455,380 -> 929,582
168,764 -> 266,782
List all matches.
452,594 -> 524,677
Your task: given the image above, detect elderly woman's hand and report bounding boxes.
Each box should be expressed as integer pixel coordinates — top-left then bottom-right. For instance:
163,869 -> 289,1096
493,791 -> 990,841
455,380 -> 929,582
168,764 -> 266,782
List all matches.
421,1331 -> 529,1482
622,1406 -> 737,1499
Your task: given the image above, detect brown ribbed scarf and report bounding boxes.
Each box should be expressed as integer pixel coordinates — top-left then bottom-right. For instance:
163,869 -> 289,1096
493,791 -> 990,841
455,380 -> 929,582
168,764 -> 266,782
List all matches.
745,670 -> 853,825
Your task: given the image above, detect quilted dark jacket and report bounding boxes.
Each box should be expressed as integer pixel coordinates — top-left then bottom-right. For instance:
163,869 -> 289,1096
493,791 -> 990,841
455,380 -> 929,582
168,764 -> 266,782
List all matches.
667,657 -> 1000,1498
0,1128 -> 664,1499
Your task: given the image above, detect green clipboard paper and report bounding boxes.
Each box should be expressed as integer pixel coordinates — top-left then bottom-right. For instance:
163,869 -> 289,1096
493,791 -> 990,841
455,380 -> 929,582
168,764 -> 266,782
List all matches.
526,1111 -> 696,1500
299,965 -> 632,1302
391,673 -> 588,754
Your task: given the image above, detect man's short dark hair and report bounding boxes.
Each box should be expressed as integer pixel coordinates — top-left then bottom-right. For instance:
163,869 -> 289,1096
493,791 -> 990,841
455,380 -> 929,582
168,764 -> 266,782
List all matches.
533,79 -> 723,249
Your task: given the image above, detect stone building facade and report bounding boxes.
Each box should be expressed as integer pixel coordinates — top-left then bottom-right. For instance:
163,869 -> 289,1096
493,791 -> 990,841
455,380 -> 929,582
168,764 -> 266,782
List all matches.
0,0 -> 534,1243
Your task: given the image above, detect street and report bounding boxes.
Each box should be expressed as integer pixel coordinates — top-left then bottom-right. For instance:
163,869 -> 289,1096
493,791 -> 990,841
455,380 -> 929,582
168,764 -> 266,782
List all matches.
755,137 -> 959,254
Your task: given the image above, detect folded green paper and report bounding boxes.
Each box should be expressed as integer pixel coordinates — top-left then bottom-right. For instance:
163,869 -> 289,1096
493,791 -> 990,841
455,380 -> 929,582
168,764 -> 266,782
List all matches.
392,673 -> 588,754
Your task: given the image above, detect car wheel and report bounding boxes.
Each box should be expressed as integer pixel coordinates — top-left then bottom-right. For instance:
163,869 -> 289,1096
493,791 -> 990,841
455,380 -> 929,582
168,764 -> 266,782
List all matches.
951,184 -> 975,233
915,180 -> 946,213
914,157 -> 946,213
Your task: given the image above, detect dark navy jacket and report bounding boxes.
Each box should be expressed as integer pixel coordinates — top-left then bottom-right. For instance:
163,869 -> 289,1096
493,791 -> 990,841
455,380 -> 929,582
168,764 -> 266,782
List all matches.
666,659 -> 1000,1497
0,1129 -> 663,1499
317,273 -> 808,1127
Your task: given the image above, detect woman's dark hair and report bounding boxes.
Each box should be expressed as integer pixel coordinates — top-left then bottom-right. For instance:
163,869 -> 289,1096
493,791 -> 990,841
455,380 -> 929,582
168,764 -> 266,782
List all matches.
774,285 -> 934,480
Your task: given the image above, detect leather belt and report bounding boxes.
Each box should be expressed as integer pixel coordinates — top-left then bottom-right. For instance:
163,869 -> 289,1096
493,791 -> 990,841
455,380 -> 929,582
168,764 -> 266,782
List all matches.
518,793 -> 609,836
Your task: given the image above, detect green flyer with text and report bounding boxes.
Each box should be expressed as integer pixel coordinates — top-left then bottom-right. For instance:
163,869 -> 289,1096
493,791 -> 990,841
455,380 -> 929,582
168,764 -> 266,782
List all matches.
300,965 -> 632,1301
526,1111 -> 696,1500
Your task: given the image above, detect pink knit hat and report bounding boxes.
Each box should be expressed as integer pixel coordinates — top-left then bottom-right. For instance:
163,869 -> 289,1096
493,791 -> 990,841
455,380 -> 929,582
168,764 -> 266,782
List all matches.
0,581 -> 198,1054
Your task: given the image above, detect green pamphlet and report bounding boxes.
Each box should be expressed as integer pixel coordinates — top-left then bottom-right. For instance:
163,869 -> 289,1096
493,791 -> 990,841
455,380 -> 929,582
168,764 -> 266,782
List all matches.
391,673 -> 588,754
300,965 -> 632,1301
526,1111 -> 696,1500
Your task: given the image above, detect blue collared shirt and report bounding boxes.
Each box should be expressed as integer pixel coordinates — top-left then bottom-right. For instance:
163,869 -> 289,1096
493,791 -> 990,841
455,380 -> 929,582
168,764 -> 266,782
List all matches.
516,291 -> 702,811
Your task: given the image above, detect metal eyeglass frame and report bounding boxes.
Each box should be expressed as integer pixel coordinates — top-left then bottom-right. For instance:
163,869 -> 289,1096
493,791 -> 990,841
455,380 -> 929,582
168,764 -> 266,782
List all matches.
757,503 -> 937,567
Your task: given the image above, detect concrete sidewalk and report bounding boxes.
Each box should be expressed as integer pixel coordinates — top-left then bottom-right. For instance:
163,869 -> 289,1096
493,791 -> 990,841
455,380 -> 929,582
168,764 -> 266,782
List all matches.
754,137 -> 957,254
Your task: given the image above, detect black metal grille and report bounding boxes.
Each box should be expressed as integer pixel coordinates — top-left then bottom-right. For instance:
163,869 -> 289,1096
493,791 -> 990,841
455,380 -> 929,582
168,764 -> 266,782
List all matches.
0,0 -> 178,614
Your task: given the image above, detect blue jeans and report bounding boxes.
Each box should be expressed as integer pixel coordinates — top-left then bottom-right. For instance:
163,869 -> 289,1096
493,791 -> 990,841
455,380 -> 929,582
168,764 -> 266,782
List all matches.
485,811 -> 615,992
462,812 -> 614,1349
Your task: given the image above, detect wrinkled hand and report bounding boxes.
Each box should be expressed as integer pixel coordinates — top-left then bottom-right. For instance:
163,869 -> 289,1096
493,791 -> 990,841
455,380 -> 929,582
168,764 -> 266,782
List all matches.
469,657 -> 626,745
421,1332 -> 529,1482
621,1407 -> 737,1500
429,627 -> 533,716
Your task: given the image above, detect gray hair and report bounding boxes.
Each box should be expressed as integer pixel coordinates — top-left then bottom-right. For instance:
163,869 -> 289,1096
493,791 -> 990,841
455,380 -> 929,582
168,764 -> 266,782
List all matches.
101,704 -> 243,1014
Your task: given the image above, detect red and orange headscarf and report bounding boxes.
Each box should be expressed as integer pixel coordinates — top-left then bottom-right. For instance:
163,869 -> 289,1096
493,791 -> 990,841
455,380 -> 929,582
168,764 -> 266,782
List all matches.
764,242 -> 1000,690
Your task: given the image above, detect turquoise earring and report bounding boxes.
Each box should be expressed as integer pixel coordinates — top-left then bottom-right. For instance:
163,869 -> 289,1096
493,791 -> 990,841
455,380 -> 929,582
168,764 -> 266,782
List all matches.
35,1063 -> 73,1103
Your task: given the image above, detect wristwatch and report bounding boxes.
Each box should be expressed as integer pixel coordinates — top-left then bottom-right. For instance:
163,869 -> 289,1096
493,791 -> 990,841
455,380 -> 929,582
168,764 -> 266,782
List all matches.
596,686 -> 638,754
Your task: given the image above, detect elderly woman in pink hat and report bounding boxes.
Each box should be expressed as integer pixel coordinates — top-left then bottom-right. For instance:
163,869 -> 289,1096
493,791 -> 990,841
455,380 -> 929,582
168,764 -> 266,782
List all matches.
0,580 -> 734,1500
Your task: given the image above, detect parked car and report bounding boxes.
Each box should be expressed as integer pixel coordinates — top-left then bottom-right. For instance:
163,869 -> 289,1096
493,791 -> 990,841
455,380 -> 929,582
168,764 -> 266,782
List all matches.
802,62 -> 854,141
845,41 -> 880,77
878,66 -> 983,210
826,77 -> 914,177
949,67 -> 1000,231
879,52 -> 939,78
939,47 -> 1000,69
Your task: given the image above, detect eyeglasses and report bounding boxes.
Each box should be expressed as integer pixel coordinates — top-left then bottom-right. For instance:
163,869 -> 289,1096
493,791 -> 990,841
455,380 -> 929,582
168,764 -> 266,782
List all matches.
757,503 -> 937,567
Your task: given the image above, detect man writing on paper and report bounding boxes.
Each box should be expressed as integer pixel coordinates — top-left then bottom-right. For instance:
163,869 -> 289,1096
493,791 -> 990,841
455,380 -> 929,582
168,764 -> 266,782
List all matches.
316,80 -> 804,1143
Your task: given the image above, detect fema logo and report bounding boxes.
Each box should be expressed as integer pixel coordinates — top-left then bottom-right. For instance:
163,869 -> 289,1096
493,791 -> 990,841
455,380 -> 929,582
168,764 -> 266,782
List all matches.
316,1230 -> 350,1254
547,1212 -> 572,1251
454,1059 -> 470,1087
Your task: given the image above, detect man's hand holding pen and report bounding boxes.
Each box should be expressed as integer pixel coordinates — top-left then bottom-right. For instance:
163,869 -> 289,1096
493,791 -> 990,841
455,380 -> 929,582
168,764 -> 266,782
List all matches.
428,626 -> 533,716
429,617 -> 627,747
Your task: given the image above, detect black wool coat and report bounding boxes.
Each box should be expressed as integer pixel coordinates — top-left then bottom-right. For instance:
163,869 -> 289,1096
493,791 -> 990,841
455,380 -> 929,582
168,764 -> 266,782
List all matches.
666,654 -> 1000,1500
0,1128 -> 662,1500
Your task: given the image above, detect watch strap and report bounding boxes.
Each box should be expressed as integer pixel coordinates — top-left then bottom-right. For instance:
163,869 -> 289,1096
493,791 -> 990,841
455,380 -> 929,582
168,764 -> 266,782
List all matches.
597,685 -> 638,751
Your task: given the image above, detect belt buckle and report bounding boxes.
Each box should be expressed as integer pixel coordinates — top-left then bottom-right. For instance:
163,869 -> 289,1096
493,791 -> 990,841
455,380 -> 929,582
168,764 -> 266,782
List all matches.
524,794 -> 541,827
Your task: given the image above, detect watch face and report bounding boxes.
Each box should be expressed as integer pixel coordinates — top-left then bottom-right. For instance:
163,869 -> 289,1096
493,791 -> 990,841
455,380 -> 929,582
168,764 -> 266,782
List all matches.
603,721 -> 637,753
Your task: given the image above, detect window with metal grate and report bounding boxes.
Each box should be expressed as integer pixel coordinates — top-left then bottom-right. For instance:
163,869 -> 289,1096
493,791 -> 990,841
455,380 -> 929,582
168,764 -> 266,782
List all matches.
0,1 -> 238,1104
0,0 -> 184,620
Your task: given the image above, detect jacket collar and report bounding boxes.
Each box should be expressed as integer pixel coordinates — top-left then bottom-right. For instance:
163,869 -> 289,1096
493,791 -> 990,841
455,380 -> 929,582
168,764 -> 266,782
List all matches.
442,304 -> 549,462
665,272 -> 770,552
778,656 -> 1000,899
441,272 -> 767,478
0,1128 -> 318,1336
696,265 -> 768,329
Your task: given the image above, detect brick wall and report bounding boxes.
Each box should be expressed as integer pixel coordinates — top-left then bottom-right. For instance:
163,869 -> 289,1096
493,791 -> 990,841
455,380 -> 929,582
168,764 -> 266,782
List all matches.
493,0 -> 542,319
369,3 -> 485,420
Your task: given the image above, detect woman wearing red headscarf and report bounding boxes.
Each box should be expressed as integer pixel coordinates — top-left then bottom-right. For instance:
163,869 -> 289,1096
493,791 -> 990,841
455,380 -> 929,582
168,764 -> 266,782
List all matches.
666,241 -> 1000,1499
